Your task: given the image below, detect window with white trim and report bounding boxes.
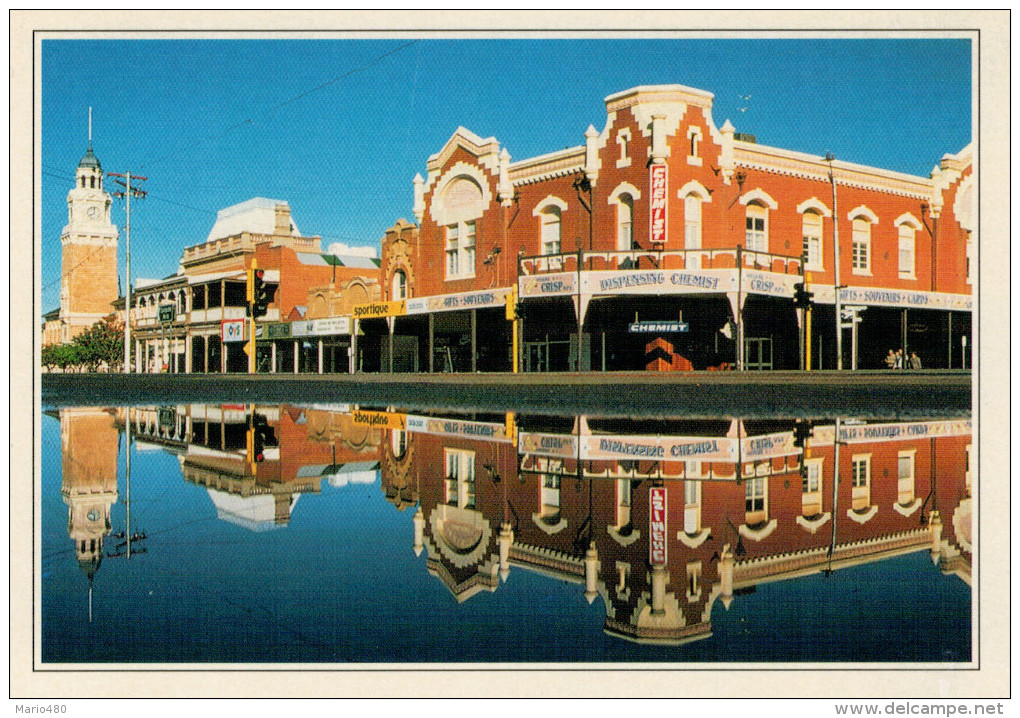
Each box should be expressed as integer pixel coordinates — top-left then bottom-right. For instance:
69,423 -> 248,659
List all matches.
851,218 -> 871,274
445,220 -> 476,280
616,128 -> 632,168
802,458 -> 823,516
851,454 -> 871,510
745,204 -> 768,252
966,232 -> 973,285
540,473 -> 561,519
616,478 -> 633,528
392,270 -> 407,300
686,561 -> 702,601
683,479 -> 701,534
745,476 -> 767,524
617,193 -> 634,251
444,448 -> 476,508
898,223 -> 916,278
897,450 -> 916,504
687,126 -> 703,166
802,211 -> 824,271
540,206 -> 562,259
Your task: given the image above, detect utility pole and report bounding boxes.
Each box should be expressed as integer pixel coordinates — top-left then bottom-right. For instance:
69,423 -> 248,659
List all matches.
109,171 -> 147,373
825,154 -> 842,371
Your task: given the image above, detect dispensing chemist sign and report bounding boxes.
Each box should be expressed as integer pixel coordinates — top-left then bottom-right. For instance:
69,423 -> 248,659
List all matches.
649,164 -> 668,244
649,487 -> 667,565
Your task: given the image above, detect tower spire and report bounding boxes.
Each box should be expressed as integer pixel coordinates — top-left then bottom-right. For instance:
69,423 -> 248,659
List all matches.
88,107 -> 92,150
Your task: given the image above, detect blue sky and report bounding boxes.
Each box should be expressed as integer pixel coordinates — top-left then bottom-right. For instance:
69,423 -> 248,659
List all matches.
40,36 -> 972,312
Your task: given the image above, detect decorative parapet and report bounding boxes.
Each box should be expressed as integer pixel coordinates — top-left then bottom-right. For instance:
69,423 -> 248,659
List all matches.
509,146 -> 585,186
733,528 -> 930,585
735,142 -> 933,199
509,541 -> 585,578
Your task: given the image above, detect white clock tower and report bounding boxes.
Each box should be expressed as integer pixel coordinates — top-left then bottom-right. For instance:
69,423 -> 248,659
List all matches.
58,122 -> 120,343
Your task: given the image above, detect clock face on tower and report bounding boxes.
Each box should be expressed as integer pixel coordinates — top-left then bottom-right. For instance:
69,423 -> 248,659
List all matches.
86,206 -> 99,219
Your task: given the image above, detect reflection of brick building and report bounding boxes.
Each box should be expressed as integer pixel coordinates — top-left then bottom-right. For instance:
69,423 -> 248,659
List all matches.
120,404 -> 382,531
380,412 -> 971,644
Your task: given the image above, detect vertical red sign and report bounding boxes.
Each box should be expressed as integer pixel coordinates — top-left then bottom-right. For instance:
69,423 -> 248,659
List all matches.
649,164 -> 668,245
649,486 -> 667,565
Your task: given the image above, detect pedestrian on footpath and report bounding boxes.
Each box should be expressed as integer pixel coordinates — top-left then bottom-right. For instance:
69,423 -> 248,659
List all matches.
894,349 -> 904,369
908,351 -> 922,370
884,349 -> 897,369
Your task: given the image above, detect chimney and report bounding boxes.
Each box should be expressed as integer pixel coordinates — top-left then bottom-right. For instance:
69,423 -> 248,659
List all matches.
274,204 -> 293,235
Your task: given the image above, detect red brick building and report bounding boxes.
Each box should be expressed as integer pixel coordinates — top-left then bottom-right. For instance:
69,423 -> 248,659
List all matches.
373,84 -> 973,372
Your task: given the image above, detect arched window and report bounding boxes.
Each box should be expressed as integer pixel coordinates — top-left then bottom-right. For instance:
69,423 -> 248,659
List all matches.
90,176 -> 95,189
802,211 -> 824,270
392,270 -> 407,300
436,173 -> 485,281
745,203 -> 768,252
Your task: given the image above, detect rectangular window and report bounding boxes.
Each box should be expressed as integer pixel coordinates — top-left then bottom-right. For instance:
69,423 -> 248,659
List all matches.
851,454 -> 871,510
745,476 -> 765,513
897,451 -> 915,504
802,459 -> 823,516
445,224 -> 459,277
802,212 -> 823,270
852,220 -> 871,273
746,214 -> 767,252
898,226 -> 915,278
444,448 -> 476,508
445,221 -> 476,280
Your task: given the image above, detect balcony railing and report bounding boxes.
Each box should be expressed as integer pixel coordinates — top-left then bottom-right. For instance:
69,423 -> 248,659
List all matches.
519,246 -> 803,277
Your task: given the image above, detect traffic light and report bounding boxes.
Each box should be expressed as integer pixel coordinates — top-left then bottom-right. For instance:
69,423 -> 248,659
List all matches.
504,287 -> 518,321
793,282 -> 814,308
251,269 -> 270,318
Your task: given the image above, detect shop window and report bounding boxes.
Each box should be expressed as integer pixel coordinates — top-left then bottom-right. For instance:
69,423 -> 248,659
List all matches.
745,204 -> 768,252
851,454 -> 871,510
616,478 -> 633,528
802,211 -> 824,271
445,221 -> 476,280
616,128 -> 632,168
391,429 -> 407,460
392,270 -> 407,300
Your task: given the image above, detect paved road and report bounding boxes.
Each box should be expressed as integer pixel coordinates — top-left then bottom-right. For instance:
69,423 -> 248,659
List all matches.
41,370 -> 971,419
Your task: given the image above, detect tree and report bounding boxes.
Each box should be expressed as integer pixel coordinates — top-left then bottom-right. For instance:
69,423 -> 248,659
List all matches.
71,316 -> 124,372
41,342 -> 81,372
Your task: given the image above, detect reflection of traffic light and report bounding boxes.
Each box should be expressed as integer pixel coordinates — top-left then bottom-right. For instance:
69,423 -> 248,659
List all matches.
793,282 -> 814,308
246,412 -> 275,464
793,420 -> 813,449
251,269 -> 270,318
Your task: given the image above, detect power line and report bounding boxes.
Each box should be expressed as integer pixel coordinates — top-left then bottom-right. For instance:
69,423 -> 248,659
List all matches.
138,40 -> 418,171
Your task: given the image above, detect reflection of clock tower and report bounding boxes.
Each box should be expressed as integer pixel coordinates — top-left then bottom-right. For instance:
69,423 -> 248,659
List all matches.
58,136 -> 119,342
60,408 -> 119,583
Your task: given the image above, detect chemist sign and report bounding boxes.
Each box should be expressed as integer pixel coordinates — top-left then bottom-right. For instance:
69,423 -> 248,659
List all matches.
649,487 -> 668,565
649,164 -> 668,245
